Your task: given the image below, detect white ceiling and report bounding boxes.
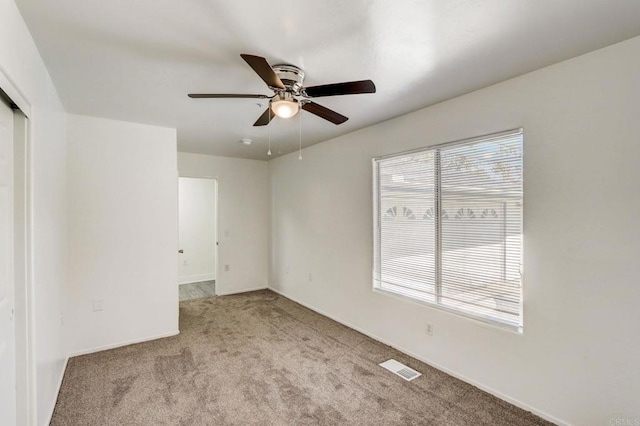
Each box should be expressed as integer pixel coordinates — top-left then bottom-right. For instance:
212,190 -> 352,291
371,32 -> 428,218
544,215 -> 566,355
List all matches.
15,0 -> 640,160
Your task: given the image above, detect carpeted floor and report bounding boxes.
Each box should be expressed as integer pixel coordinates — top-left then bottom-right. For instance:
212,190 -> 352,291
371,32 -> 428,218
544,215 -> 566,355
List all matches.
52,290 -> 552,425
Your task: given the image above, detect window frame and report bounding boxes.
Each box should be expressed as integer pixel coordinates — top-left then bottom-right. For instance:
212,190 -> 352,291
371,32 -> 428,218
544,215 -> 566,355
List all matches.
372,128 -> 524,332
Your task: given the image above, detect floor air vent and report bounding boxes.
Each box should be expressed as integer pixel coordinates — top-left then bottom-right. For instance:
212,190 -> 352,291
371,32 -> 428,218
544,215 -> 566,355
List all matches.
379,359 -> 422,381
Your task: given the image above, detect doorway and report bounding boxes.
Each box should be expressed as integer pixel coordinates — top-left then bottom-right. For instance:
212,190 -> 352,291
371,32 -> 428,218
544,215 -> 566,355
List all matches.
178,177 -> 217,301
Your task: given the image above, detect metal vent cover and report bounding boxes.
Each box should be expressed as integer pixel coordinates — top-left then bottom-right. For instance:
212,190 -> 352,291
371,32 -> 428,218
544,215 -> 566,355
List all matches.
379,359 -> 422,381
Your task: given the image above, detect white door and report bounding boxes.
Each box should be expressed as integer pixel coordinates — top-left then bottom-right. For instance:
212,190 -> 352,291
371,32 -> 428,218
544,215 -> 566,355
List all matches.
0,98 -> 16,424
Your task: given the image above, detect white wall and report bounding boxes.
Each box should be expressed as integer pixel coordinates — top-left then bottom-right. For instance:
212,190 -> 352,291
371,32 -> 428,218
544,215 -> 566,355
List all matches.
178,153 -> 269,295
0,0 -> 69,424
269,36 -> 640,425
67,114 -> 178,355
178,177 -> 216,285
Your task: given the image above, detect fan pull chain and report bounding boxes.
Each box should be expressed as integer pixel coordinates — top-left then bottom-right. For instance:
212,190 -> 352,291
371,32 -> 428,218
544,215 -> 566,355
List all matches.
298,109 -> 302,160
267,107 -> 272,156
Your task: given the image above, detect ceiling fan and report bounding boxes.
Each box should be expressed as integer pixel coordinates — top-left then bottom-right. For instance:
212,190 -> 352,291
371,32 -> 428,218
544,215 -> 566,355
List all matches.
189,54 -> 376,126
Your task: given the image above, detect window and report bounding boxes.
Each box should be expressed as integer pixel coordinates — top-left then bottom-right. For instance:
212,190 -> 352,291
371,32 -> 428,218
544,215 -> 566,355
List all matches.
373,129 -> 523,330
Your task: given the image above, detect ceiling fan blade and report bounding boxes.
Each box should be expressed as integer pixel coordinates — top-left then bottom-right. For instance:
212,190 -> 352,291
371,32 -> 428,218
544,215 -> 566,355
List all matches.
188,94 -> 270,99
304,80 -> 376,98
302,102 -> 348,125
253,108 -> 274,126
240,54 -> 285,90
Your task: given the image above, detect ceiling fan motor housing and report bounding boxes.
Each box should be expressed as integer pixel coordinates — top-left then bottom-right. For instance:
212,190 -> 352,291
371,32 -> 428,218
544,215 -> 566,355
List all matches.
272,64 -> 305,95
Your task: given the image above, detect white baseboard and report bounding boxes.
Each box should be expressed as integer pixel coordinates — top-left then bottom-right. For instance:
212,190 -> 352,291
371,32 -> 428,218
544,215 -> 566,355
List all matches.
267,286 -> 568,426
69,330 -> 180,358
179,273 -> 215,285
45,355 -> 69,426
216,285 -> 267,296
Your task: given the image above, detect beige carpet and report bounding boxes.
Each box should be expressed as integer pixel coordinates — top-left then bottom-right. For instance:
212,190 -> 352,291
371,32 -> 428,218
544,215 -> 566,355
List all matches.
52,290 -> 552,425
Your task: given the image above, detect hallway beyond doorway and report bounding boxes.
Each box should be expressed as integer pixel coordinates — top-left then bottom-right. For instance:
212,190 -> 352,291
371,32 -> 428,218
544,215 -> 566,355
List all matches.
179,280 -> 215,301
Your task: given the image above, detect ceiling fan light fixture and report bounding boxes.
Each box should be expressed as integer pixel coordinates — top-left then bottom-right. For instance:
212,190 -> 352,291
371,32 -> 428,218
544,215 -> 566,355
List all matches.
271,93 -> 299,119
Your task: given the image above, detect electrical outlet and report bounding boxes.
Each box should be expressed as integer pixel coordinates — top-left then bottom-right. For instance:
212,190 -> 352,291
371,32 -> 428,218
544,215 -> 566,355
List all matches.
286,265 -> 290,275
426,322 -> 433,336
224,229 -> 230,237
308,273 -> 313,282
224,264 -> 230,272
92,299 -> 104,312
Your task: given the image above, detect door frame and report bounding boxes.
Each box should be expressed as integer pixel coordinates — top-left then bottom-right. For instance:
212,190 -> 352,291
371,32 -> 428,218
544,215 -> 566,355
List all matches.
177,174 -> 219,294
1,74 -> 35,426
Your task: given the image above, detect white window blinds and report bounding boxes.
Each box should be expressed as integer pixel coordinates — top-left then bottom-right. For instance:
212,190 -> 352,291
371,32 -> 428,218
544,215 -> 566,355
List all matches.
373,129 -> 523,330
